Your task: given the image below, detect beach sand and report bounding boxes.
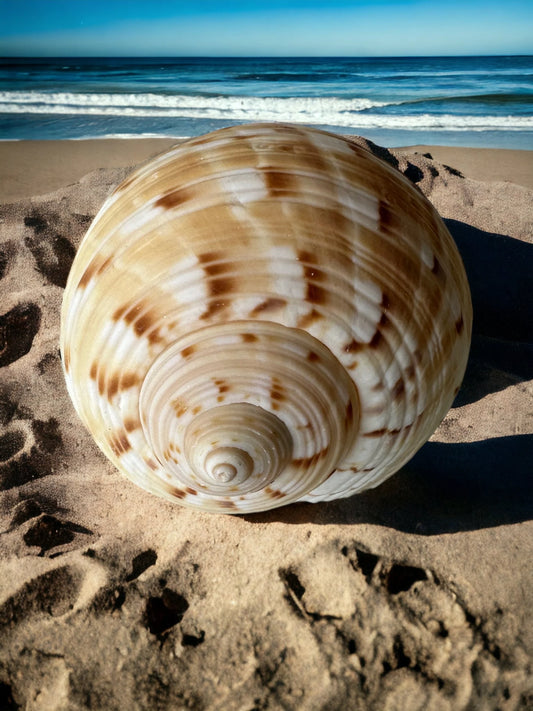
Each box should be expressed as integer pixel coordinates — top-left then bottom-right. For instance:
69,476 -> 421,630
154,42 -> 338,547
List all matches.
0,136 -> 532,710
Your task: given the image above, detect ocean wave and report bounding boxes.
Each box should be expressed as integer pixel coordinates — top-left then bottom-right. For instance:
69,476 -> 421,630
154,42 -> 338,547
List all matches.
0,90 -> 386,112
0,91 -> 532,131
397,92 -> 533,107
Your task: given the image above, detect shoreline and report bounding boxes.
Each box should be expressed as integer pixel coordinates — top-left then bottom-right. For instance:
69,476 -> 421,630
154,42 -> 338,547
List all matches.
1,138 -> 533,203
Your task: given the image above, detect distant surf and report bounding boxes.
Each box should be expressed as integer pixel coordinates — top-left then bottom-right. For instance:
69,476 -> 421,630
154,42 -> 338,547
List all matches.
1,56 -> 532,147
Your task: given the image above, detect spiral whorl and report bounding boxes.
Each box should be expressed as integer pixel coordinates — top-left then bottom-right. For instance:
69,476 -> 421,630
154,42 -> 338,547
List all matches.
137,320 -> 360,511
184,403 -> 292,492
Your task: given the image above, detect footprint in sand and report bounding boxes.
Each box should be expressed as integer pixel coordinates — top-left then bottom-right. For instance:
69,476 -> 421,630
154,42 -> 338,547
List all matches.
0,412 -> 63,491
278,542 -> 528,709
24,213 -> 76,288
0,302 -> 41,368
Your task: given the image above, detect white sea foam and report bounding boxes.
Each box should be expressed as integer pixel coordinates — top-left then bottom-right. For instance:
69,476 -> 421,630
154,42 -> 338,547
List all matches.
0,90 -> 532,132
0,90 -> 385,112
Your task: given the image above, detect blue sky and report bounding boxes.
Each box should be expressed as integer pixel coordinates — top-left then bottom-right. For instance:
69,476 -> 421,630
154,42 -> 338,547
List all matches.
1,0 -> 532,57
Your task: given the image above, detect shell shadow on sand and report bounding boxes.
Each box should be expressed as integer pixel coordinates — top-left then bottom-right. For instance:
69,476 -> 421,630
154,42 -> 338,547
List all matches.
245,218 -> 533,533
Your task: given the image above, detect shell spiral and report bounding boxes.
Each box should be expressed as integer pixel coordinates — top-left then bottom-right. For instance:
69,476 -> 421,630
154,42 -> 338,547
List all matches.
60,123 -> 472,514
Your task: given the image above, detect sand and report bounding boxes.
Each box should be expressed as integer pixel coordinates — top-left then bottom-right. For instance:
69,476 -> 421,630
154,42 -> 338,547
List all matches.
0,135 -> 532,710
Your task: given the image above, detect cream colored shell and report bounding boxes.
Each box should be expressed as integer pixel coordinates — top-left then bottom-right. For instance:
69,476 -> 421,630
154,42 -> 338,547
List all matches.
60,123 -> 472,514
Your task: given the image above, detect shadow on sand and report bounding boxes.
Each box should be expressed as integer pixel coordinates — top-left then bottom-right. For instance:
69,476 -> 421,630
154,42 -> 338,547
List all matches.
244,219 -> 532,534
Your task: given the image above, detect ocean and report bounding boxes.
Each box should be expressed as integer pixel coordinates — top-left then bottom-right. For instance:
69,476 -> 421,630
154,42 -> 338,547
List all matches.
1,56 -> 532,148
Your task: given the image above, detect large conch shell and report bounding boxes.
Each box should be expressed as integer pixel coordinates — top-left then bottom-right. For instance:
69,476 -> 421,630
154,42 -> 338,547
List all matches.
60,123 -> 472,514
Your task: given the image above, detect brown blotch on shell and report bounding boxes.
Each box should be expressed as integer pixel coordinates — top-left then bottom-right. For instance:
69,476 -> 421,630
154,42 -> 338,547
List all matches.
112,302 -> 129,322
307,350 -> 320,362
181,344 -> 196,358
364,426 -> 410,438
122,372 -> 141,389
262,169 -> 299,195
241,333 -> 258,343
171,398 -> 188,417
270,377 -> 285,410
155,185 -> 194,210
292,448 -> 327,468
378,201 -> 396,237
455,315 -> 464,334
344,338 -> 362,354
250,297 -> 287,316
90,361 -> 98,380
170,487 -> 187,499
201,298 -> 229,320
298,250 -> 319,271
124,418 -> 140,433
114,299 -> 144,327
105,371 -> 141,401
298,249 -> 328,305
297,422 -> 313,431
306,283 -> 328,305
133,309 -> 162,344
199,254 -> 236,319
97,370 -> 106,397
265,487 -> 285,499
112,299 -> 163,346
391,379 -> 406,400
364,428 -> 388,438
78,254 -> 113,290
297,308 -> 321,329
219,499 -> 238,510
214,378 -> 230,394
346,400 -> 355,423
199,251 -> 229,275
185,487 -> 197,496
107,373 -> 120,400
379,311 -> 390,328
109,431 -> 131,457
369,329 -> 384,349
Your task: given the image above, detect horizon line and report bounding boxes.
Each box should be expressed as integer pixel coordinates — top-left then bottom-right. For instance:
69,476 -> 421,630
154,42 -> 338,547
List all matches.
2,53 -> 532,59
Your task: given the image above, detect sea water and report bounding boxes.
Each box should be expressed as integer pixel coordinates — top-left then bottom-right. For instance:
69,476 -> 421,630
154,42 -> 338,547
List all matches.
1,56 -> 532,148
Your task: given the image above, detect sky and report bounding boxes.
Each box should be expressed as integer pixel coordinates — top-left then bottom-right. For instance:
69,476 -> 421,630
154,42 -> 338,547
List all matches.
1,0 -> 532,57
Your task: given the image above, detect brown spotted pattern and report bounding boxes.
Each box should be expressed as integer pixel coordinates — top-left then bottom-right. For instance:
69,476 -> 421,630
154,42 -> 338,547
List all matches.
61,123 -> 472,513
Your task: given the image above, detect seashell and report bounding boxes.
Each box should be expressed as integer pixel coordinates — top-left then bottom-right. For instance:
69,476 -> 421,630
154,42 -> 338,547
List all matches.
60,123 -> 472,514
